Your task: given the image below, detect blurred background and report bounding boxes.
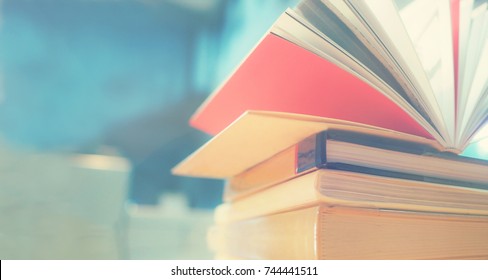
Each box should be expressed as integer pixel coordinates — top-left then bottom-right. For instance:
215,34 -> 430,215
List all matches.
0,0 -> 486,260
0,0 -> 299,259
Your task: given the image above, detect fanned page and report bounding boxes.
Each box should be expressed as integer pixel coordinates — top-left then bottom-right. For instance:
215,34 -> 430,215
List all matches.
456,0 -> 488,148
271,9 -> 443,144
294,0 -> 488,150
394,0 -> 456,144
291,0 -> 448,144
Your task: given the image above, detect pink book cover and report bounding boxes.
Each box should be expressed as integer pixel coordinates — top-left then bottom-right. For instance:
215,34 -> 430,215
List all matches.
190,33 -> 433,139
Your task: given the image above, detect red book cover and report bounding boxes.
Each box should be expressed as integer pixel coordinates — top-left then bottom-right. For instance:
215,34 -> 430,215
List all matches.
191,34 -> 433,139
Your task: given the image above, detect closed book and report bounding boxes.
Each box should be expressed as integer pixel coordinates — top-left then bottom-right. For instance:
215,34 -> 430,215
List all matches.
215,169 -> 488,223
225,129 -> 488,201
209,204 -> 488,260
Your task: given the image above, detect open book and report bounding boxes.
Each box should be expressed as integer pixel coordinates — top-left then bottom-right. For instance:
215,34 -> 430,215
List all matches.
190,0 -> 488,153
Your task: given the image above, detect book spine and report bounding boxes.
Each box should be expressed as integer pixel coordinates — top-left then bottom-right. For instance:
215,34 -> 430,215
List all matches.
225,132 -> 324,201
209,205 -> 320,259
296,132 -> 323,173
224,144 -> 301,201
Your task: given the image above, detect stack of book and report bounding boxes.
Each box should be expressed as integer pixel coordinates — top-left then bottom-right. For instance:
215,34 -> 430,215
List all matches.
173,0 -> 488,259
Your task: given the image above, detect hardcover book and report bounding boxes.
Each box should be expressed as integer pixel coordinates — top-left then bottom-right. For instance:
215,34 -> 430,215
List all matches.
209,204 -> 488,259
225,128 -> 488,201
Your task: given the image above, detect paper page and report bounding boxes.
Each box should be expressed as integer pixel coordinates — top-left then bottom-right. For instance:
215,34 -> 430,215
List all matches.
294,0 -> 413,106
394,0 -> 456,144
456,0 -> 474,135
458,2 -> 488,144
348,0 -> 448,140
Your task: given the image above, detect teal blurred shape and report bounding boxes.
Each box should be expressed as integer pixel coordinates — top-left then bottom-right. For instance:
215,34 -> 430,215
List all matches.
0,0 -> 211,149
462,138 -> 488,161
